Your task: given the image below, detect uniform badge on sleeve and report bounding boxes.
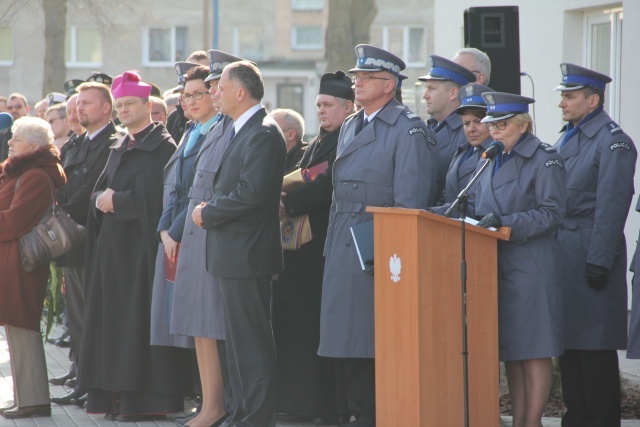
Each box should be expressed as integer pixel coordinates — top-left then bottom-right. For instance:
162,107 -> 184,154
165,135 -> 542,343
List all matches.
545,159 -> 563,168
610,141 -> 631,151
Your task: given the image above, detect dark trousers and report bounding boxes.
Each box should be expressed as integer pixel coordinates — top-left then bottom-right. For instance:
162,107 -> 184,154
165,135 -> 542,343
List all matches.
219,276 -> 277,427
63,267 -> 85,372
559,349 -> 621,427
337,357 -> 375,427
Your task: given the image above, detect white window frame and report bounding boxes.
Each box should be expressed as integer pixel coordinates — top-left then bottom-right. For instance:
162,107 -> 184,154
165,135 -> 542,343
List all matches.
373,25 -> 427,68
66,26 -> 102,68
291,26 -> 323,50
291,0 -> 323,11
232,27 -> 265,61
583,8 -> 623,121
142,26 -> 185,67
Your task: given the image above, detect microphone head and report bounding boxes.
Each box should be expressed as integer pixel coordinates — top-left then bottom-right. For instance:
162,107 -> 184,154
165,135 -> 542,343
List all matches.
0,112 -> 13,132
482,140 -> 505,159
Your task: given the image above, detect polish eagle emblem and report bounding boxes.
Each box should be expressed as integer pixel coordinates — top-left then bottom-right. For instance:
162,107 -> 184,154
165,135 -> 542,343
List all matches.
390,254 -> 401,283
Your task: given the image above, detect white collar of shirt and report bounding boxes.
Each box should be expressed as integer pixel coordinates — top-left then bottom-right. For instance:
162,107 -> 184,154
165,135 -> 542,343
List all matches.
88,123 -> 109,141
363,107 -> 382,123
233,103 -> 263,135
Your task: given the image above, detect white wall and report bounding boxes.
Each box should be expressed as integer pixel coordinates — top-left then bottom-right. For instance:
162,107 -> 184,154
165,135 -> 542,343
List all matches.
435,0 -> 640,307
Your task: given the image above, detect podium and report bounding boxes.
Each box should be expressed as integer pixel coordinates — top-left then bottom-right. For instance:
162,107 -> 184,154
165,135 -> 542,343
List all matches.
367,207 -> 511,426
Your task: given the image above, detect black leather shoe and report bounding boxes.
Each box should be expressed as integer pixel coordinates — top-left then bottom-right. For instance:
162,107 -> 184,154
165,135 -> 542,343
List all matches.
70,393 -> 87,408
55,336 -> 71,347
114,414 -> 166,422
0,405 -> 15,415
2,404 -> 51,419
65,378 -> 77,388
174,410 -> 199,424
51,389 -> 85,405
47,329 -> 69,344
49,370 -> 76,386
105,413 -> 118,421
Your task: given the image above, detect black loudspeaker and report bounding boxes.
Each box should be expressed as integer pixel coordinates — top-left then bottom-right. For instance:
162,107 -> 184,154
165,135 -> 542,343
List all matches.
464,6 -> 521,95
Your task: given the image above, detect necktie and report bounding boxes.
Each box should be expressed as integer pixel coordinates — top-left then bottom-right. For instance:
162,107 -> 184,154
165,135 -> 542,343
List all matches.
230,125 -> 236,140
460,146 -> 475,164
184,123 -> 202,154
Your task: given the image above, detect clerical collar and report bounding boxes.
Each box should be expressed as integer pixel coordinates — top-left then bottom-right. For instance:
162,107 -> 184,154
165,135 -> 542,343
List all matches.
129,122 -> 154,143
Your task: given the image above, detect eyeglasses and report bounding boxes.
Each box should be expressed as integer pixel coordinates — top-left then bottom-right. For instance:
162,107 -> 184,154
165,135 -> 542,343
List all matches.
114,100 -> 144,111
351,75 -> 391,84
485,120 -> 508,131
182,91 -> 208,102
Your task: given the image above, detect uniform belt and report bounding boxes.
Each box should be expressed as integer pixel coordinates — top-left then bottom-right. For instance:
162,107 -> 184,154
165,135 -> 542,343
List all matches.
335,201 -> 364,213
561,217 -> 594,229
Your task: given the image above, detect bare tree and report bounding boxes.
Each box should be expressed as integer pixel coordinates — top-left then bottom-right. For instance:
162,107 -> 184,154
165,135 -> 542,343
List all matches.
43,0 -> 68,95
325,0 -> 377,73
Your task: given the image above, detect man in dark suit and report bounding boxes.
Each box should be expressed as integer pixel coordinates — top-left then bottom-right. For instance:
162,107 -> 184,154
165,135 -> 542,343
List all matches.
192,61 -> 286,427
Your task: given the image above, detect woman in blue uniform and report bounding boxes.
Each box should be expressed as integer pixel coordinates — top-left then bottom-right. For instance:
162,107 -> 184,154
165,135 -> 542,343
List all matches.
442,83 -> 493,204
472,92 -> 566,427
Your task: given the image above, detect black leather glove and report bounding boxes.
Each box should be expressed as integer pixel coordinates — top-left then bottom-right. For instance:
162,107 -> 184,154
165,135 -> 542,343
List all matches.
477,213 -> 502,229
586,263 -> 610,291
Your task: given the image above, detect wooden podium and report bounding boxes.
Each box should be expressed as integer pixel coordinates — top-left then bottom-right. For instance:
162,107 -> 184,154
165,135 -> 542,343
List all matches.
367,207 -> 510,426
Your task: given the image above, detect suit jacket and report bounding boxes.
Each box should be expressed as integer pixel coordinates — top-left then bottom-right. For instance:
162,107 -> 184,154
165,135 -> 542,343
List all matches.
201,107 -> 286,278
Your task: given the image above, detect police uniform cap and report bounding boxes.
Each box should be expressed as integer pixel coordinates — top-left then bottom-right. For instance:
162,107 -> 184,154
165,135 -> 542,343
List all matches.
455,84 -> 493,114
349,44 -> 406,76
46,92 -> 67,106
319,70 -> 354,101
554,63 -> 612,92
204,50 -> 249,82
174,61 -> 200,89
63,79 -> 85,98
418,55 -> 477,86
86,72 -> 113,86
480,92 -> 535,123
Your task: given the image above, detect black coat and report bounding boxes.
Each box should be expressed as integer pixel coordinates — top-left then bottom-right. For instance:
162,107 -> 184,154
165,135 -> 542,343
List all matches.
56,123 -> 117,267
273,127 -> 345,416
285,142 -> 307,174
0,129 -> 11,163
78,123 -> 190,395
166,104 -> 189,145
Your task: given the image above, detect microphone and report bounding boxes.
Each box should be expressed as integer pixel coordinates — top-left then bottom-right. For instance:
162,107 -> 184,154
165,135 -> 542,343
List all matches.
0,112 -> 13,132
481,140 -> 504,160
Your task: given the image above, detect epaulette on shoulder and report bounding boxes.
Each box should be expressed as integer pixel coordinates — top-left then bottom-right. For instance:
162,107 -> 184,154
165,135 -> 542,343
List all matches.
540,142 -> 557,153
403,109 -> 421,121
605,121 -> 623,136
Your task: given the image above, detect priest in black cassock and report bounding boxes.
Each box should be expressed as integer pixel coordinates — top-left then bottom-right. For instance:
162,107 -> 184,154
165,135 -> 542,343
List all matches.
78,71 -> 191,422
273,71 -> 354,424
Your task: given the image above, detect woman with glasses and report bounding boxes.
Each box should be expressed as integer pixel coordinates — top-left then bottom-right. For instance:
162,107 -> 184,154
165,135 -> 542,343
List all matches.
471,92 -> 566,427
151,65 -> 222,424
442,83 -> 493,204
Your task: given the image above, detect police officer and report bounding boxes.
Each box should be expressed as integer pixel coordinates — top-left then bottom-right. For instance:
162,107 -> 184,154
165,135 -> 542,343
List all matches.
474,92 -> 566,427
166,61 -> 199,144
442,83 -> 493,204
554,64 -> 636,427
419,55 -> 476,204
319,44 -> 438,427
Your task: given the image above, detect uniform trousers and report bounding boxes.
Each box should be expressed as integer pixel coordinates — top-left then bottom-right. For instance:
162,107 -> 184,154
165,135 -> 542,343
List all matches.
5,325 -> 50,407
559,349 -> 621,427
63,266 -> 85,371
337,357 -> 375,427
219,276 -> 277,427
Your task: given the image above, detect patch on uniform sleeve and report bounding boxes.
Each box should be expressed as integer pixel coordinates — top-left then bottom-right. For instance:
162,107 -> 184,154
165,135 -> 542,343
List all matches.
610,141 -> 631,152
545,159 -> 564,169
405,111 -> 419,120
409,127 -> 436,146
606,121 -> 623,135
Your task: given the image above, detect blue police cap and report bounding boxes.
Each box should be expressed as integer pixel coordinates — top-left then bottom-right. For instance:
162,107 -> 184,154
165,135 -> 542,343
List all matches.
174,61 -> 200,88
204,50 -> 247,82
349,44 -> 406,76
554,63 -> 612,92
419,55 -> 477,86
480,92 -> 535,123
455,84 -> 493,114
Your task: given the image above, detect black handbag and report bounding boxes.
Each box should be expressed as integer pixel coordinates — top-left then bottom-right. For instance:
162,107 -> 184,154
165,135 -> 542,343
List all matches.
17,169 -> 86,272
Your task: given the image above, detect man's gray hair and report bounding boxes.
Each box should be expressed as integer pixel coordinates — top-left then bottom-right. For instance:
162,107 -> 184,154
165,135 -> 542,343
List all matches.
12,116 -> 54,148
456,47 -> 492,85
270,108 -> 305,143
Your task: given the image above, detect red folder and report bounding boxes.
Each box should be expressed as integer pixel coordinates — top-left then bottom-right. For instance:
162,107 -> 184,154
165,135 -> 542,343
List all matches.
302,160 -> 329,182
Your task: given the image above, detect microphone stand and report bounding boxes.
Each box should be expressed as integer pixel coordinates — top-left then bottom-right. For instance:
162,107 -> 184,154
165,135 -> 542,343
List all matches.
443,156 -> 496,427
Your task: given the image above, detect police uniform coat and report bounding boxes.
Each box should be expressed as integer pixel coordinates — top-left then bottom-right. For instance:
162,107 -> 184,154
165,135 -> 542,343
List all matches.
443,137 -> 492,204
170,115 -> 233,340
555,110 -> 636,350
149,125 -> 205,348
435,112 -> 467,204
318,99 -> 438,358
469,133 -> 566,361
627,198 -> 640,357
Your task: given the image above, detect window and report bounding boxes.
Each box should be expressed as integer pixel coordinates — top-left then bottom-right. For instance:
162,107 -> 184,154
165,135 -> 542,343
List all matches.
370,26 -> 427,67
292,26 -> 323,50
143,27 -> 188,66
65,27 -> 102,67
232,26 -> 265,61
0,27 -> 12,65
277,84 -> 304,115
291,0 -> 323,11
584,8 -> 622,121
